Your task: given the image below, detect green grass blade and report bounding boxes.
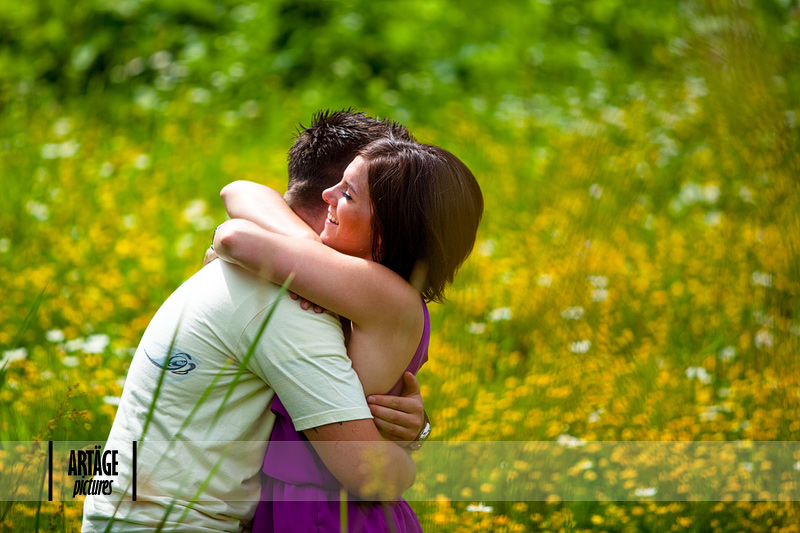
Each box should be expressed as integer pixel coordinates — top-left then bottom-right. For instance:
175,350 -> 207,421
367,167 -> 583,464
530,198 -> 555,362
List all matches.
207,273 -> 293,430
0,284 -> 48,388
10,283 -> 48,350
169,445 -> 233,530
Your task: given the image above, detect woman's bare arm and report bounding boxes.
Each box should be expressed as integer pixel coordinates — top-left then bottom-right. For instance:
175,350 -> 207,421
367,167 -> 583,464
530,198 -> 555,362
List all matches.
215,181 -> 424,394
220,180 -> 320,241
218,181 -> 417,326
213,219 -> 419,332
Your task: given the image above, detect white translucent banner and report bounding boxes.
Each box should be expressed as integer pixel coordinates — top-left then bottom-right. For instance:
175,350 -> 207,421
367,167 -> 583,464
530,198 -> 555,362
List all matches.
1,440 -> 798,502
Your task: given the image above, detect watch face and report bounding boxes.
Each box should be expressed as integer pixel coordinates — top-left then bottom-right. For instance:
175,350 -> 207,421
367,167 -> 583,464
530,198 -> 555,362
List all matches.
418,422 -> 432,441
407,421 -> 432,452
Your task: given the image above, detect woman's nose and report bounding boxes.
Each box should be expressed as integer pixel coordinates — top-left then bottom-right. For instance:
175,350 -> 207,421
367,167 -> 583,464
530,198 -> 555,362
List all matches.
322,185 -> 336,206
322,187 -> 335,205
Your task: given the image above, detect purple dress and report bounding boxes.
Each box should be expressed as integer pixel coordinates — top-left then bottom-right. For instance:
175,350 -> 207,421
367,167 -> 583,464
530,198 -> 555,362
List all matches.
253,303 -> 429,533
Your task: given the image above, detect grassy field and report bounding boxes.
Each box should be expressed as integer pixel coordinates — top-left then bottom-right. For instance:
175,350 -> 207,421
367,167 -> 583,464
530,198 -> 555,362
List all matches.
2,0 -> 800,531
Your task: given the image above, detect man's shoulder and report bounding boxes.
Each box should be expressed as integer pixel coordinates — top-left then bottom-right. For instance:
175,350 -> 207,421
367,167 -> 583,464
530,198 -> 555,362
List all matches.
241,289 -> 345,340
199,258 -> 279,294
195,260 -> 344,344
184,259 -> 286,313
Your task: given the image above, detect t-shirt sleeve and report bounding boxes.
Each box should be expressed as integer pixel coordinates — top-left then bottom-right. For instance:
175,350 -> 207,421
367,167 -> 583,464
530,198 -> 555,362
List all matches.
237,293 -> 372,432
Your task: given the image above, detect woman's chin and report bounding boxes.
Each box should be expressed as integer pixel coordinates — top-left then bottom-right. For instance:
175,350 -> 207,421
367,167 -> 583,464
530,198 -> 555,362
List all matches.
320,231 -> 332,247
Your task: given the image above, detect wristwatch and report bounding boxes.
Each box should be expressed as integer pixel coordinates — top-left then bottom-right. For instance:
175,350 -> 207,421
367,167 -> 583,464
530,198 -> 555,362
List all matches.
406,411 -> 431,452
210,223 -> 224,250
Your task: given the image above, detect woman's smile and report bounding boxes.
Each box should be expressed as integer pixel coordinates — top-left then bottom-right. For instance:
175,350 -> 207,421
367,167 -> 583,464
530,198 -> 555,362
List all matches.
320,156 -> 373,260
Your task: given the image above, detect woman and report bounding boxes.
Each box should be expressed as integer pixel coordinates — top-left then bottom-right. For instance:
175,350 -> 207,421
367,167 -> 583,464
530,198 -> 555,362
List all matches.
213,138 -> 483,532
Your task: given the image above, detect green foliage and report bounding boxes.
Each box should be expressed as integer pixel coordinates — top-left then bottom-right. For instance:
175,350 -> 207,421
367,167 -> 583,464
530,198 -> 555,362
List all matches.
0,1 -> 723,115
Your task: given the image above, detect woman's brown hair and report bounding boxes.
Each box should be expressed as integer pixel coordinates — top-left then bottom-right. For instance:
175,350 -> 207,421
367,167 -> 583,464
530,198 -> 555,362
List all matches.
359,138 -> 484,302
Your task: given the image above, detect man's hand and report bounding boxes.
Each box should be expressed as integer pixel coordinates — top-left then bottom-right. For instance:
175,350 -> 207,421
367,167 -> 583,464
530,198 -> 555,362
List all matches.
203,246 -> 218,266
367,372 -> 425,442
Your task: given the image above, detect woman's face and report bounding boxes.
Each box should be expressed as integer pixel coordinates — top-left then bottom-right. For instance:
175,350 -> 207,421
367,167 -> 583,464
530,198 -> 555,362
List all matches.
320,156 -> 374,260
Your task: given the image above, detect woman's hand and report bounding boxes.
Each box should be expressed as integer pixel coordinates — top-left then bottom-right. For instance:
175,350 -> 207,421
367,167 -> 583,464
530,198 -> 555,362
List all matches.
367,372 -> 426,442
290,291 -> 325,314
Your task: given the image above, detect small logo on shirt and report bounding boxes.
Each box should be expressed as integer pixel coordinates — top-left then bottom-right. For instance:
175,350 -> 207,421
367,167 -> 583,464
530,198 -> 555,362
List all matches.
145,348 -> 197,375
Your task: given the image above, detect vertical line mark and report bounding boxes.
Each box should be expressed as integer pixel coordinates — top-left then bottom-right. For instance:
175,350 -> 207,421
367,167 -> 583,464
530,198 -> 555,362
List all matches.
132,441 -> 137,502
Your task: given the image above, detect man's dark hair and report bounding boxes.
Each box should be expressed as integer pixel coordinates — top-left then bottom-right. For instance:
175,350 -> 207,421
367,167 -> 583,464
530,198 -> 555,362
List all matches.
286,108 -> 414,212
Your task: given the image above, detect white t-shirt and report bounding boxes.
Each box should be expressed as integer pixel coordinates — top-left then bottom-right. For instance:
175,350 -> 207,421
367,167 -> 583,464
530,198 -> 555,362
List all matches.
82,260 -> 371,532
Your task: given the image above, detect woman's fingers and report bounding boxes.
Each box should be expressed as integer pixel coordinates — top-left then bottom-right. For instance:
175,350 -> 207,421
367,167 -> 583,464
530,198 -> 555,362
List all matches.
295,296 -> 325,313
289,290 -> 325,313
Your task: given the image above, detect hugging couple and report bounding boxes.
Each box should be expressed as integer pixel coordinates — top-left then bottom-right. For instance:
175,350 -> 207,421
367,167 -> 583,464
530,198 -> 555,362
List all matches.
82,109 -> 484,532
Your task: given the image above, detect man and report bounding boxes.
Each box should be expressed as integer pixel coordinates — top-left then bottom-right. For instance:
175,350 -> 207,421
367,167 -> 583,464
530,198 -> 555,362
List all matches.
82,110 -> 426,532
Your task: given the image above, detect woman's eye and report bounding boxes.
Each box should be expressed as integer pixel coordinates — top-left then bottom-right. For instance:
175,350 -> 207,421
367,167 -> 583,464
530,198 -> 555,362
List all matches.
342,190 -> 352,201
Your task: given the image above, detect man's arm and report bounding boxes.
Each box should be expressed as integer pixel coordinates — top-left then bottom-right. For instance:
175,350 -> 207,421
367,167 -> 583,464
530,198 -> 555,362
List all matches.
242,295 -> 416,499
205,246 -> 426,439
303,419 -> 416,501
302,374 -> 426,500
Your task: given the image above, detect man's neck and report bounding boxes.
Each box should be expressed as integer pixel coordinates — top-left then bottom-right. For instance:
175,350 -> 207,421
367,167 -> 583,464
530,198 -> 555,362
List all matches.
288,203 -> 325,236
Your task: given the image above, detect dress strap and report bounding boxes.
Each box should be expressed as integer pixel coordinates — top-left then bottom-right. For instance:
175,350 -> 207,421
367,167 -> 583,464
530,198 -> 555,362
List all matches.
386,299 -> 429,396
